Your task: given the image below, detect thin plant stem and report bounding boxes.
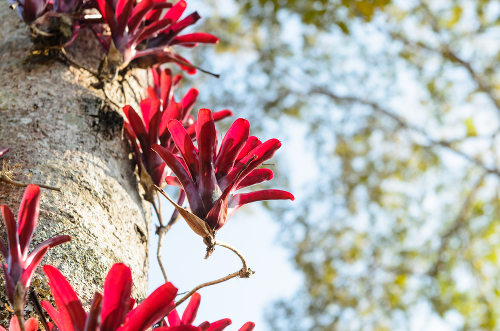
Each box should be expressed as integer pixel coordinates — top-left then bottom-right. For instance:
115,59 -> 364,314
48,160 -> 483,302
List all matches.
154,190 -> 186,282
15,310 -> 25,331
0,174 -> 60,191
29,290 -> 50,331
152,193 -> 168,282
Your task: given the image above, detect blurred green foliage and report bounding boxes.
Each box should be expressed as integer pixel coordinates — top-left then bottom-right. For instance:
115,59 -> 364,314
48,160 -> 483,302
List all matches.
189,0 -> 500,329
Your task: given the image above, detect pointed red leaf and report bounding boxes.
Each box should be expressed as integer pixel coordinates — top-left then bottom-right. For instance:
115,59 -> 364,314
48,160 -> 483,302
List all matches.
159,102 -> 183,143
119,282 -> 177,331
234,136 -> 261,163
165,176 -> 182,188
162,0 -> 185,22
181,293 -> 201,325
18,184 -> 40,258
168,120 -> 198,176
97,0 -> 119,34
196,109 -> 218,207
25,318 -> 39,331
84,293 -> 103,331
215,119 -> 250,177
152,145 -> 194,190
147,100 -> 163,144
116,0 -> 134,36
132,18 -> 172,46
235,169 -> 273,190
21,246 -> 48,289
3,264 -> 15,303
155,327 -> 198,331
221,139 -> 281,192
165,12 -> 201,39
101,264 -> 133,331
124,106 -> 149,151
229,190 -> 294,210
41,301 -> 64,330
30,235 -> 71,258
180,89 -> 198,121
43,265 -> 86,331
1,205 -> 20,267
127,0 -> 154,34
206,319 -> 231,331
172,33 -> 218,45
198,321 -> 210,331
160,68 -> 173,107
238,322 -> 255,331
166,308 -> 180,327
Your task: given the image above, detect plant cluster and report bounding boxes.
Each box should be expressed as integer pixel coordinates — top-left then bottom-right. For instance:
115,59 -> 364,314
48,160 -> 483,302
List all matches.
1,0 -> 294,329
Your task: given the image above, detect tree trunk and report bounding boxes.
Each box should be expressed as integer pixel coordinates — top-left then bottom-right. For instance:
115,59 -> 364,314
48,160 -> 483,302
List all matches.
0,1 -> 149,319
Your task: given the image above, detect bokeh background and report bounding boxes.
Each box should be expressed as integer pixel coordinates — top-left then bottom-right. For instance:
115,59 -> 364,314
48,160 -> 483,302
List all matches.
151,0 -> 500,330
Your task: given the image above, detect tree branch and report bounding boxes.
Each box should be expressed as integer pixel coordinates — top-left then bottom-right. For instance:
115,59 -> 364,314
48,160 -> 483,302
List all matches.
310,87 -> 500,177
0,174 -> 60,191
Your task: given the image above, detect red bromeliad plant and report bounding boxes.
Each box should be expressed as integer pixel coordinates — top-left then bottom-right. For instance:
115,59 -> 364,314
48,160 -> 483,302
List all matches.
41,263 -> 177,331
95,0 -> 218,71
152,109 -> 294,244
160,292 -> 255,331
0,185 -> 70,316
9,0 -> 91,46
123,68 -> 231,198
41,263 -> 256,331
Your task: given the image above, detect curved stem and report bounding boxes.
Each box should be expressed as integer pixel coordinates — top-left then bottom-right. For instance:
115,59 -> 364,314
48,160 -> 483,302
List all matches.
173,240 -> 254,309
0,174 -> 60,191
215,240 -> 248,271
173,271 -> 241,309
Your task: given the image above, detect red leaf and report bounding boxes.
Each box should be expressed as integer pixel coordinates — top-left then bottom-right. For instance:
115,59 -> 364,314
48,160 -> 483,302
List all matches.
162,0 -> 186,22
123,106 -> 149,151
206,319 -> 231,331
116,0 -> 134,35
152,145 -> 194,190
181,293 -> 200,325
166,308 -> 180,327
43,265 -> 86,331
238,322 -> 255,331
160,68 -> 173,107
119,282 -> 177,331
215,119 -> 250,178
168,120 -> 199,176
1,206 -> 20,267
234,169 -> 273,190
101,264 -> 133,331
21,246 -> 49,289
84,293 -> 103,331
25,318 -> 39,331
196,109 -> 218,208
127,0 -> 154,34
172,33 -> 218,45
229,190 -> 295,210
17,184 -> 40,259
180,89 -> 198,121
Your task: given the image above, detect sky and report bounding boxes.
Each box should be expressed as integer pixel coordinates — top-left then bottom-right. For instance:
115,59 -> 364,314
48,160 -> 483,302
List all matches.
148,201 -> 302,329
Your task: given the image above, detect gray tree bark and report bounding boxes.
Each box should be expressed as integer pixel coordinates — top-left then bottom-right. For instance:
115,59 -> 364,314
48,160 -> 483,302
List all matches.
0,1 -> 150,321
